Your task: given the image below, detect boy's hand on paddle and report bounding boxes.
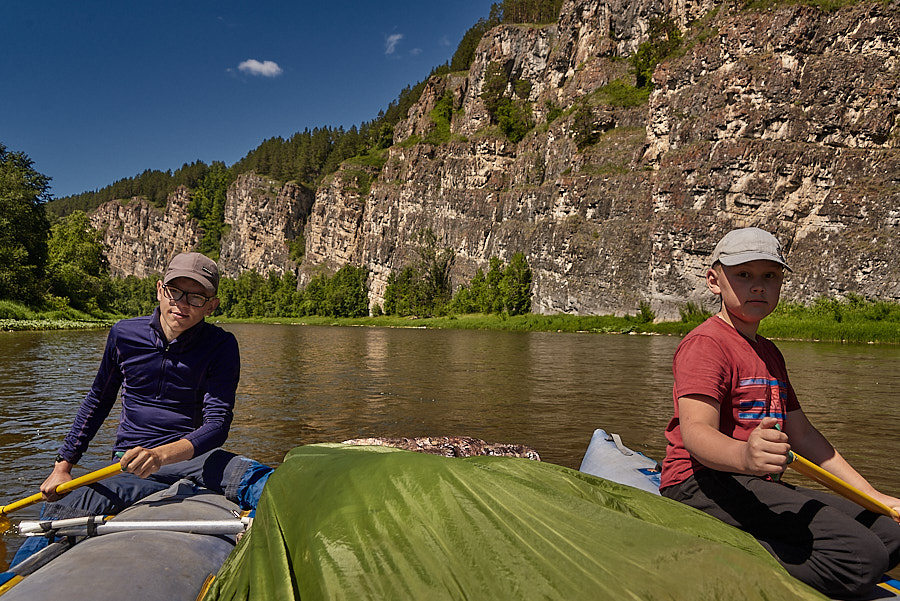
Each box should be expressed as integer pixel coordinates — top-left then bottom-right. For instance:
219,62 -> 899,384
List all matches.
870,491 -> 900,524
744,417 -> 790,476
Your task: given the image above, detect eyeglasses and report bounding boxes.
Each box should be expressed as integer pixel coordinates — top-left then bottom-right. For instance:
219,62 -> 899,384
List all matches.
162,285 -> 213,308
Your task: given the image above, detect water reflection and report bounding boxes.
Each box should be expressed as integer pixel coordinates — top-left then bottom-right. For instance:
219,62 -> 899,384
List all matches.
0,329 -> 113,498
1,324 -> 899,561
780,340 -> 900,484
223,326 -> 683,469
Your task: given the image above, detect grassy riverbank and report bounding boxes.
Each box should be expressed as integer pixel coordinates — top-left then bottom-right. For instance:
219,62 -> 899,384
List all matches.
0,301 -> 115,331
3,297 -> 899,344
215,297 -> 900,344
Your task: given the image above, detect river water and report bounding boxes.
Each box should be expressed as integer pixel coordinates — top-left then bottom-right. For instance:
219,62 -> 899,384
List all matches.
1,323 -> 899,563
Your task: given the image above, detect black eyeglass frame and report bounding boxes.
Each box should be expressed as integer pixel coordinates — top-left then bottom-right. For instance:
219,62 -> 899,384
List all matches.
162,284 -> 214,308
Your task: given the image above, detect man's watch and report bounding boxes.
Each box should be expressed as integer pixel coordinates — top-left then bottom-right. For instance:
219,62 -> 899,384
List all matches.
55,453 -> 67,463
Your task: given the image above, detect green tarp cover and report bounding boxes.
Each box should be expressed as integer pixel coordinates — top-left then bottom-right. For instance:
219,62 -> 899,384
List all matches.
205,444 -> 826,601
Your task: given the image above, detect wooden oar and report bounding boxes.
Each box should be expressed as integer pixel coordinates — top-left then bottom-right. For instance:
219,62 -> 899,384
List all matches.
0,463 -> 124,531
786,451 -> 900,519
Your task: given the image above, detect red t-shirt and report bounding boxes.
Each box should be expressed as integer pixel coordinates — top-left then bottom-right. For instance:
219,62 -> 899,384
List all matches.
660,316 -> 801,490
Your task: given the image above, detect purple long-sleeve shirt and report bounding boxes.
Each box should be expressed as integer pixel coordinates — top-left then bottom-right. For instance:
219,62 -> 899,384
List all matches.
58,308 -> 240,464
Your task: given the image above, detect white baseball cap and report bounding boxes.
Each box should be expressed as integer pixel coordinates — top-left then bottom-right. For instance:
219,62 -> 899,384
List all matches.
711,227 -> 791,272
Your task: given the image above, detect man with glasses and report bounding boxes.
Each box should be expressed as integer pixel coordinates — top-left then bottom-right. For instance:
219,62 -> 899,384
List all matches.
12,252 -> 272,565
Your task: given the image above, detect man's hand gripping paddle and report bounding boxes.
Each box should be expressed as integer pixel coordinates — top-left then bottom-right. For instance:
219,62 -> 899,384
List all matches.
0,463 -> 123,531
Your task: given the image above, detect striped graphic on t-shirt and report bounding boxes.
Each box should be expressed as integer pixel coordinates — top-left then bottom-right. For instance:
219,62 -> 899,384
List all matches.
737,377 -> 788,421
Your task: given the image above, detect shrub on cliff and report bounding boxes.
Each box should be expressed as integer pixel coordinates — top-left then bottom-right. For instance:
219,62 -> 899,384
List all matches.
481,62 -> 535,143
424,92 -> 455,145
632,17 -> 683,89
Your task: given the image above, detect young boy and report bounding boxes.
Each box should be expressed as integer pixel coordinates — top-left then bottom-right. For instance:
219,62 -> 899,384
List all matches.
12,252 -> 272,566
660,227 -> 900,597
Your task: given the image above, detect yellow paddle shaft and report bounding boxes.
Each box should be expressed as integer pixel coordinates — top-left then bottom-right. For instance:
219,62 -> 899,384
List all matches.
787,452 -> 900,520
0,462 -> 123,516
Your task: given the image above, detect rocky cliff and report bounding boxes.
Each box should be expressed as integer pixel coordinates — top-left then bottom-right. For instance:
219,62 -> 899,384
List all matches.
646,1 -> 900,314
91,174 -> 314,279
219,173 -> 313,277
90,187 -> 199,278
93,0 -> 900,318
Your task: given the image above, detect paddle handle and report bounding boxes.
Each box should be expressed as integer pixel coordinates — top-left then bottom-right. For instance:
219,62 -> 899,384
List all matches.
0,462 -> 123,515
787,451 -> 900,520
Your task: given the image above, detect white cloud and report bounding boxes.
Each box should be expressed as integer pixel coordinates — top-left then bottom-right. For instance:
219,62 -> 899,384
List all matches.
237,59 -> 283,78
385,33 -> 403,55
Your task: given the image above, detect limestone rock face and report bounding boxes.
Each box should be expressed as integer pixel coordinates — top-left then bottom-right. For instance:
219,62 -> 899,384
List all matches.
219,173 -> 313,279
645,2 -> 900,313
300,165 -> 371,284
89,187 -> 199,278
92,0 -> 899,318
91,174 -> 314,281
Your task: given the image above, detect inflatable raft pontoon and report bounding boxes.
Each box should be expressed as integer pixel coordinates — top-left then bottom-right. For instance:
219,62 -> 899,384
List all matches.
0,479 -> 244,600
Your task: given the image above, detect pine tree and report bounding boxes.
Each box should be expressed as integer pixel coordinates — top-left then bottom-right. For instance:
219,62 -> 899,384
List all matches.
188,161 -> 232,259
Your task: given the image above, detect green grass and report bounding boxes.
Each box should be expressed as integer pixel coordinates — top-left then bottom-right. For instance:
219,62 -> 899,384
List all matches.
215,295 -> 900,344
760,297 -> 900,344
212,312 -> 650,332
759,317 -> 900,344
343,148 -> 389,169
0,300 -> 117,331
597,80 -> 651,107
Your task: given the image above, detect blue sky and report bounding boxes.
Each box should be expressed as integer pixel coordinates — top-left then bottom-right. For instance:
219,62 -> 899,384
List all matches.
2,1 -> 495,199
